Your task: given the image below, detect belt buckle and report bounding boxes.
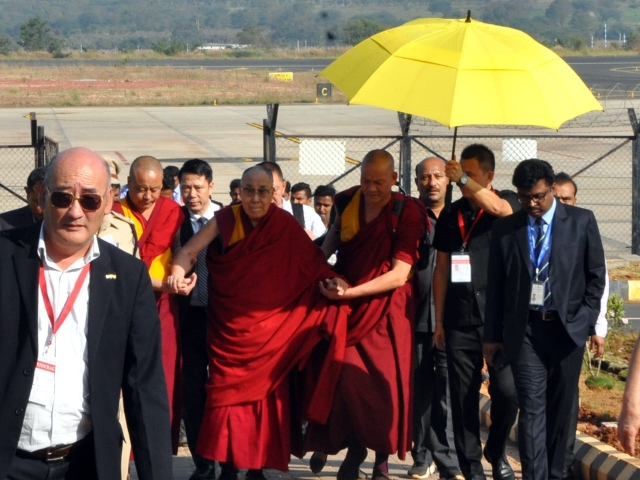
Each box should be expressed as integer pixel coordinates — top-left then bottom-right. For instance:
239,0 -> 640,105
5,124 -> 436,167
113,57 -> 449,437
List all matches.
46,446 -> 70,462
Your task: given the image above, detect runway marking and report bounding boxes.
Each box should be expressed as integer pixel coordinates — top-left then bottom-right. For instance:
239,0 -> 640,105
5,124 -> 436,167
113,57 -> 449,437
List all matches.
610,66 -> 640,74
537,149 -> 584,160
115,151 -> 130,165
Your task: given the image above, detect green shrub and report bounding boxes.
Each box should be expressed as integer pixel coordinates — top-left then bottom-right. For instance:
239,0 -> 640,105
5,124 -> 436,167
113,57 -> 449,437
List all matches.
585,375 -> 615,390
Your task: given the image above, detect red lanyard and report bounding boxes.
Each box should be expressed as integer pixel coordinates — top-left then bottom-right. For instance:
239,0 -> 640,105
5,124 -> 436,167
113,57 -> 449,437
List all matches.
39,262 -> 91,339
457,209 -> 485,250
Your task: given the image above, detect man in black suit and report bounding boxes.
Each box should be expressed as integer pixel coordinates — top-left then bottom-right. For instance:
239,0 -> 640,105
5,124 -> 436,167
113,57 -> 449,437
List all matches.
0,147 -> 175,480
433,144 -> 519,480
484,159 -> 606,480
176,159 -> 223,480
0,167 -> 47,231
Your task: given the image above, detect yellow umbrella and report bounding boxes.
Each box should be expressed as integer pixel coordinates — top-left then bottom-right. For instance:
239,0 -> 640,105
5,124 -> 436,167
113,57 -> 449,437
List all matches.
321,12 -> 602,132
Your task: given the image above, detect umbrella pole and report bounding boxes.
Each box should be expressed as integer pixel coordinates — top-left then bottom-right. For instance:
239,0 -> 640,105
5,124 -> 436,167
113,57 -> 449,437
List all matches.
445,127 -> 458,209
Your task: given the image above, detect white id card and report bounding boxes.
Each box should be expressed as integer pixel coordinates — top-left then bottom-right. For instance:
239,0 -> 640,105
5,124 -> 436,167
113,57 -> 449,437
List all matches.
530,282 -> 545,307
30,357 -> 56,406
451,253 -> 471,283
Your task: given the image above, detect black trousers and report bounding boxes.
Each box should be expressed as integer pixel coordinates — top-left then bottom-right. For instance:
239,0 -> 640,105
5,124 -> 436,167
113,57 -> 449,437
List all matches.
6,434 -> 97,480
445,325 -> 519,477
563,388 -> 580,477
511,318 -> 584,480
412,332 -> 460,477
181,305 -> 213,469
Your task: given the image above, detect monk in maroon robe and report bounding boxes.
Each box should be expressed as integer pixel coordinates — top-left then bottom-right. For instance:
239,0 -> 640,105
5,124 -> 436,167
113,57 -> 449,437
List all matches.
112,156 -> 185,453
169,165 -> 349,480
306,150 -> 426,480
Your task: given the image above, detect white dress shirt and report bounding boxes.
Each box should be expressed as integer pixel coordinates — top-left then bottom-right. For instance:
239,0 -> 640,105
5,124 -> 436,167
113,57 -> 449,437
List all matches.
188,200 -> 220,307
18,227 -> 100,451
282,200 -> 326,239
594,266 -> 609,338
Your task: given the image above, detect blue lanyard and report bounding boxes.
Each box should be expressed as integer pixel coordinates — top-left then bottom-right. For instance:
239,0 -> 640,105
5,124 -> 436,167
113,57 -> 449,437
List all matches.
527,220 -> 552,280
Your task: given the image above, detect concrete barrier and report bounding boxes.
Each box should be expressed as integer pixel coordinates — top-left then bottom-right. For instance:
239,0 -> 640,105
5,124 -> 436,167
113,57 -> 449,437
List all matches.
479,393 -> 640,479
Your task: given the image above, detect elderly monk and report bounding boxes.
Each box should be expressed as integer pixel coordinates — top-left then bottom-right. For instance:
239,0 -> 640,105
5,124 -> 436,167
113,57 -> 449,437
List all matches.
306,150 -> 426,480
169,165 -> 349,480
111,155 -> 186,452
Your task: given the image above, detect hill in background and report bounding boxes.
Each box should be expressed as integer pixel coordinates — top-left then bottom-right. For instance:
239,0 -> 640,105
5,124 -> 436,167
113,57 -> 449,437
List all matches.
0,0 -> 639,54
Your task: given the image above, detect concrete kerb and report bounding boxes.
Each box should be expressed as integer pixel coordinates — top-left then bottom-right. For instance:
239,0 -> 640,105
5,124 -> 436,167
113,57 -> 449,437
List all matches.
479,393 -> 640,479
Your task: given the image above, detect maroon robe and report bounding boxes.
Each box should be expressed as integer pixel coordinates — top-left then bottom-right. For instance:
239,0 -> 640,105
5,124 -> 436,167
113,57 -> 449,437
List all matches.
196,204 -> 349,470
305,187 -> 426,459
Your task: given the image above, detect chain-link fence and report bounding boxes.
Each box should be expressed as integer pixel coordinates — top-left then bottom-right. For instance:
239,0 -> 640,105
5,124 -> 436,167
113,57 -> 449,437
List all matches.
0,146 -> 41,213
275,130 -> 634,254
0,114 -> 58,214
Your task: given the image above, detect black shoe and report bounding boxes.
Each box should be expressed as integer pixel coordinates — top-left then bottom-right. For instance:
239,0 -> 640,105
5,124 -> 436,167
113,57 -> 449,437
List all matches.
189,465 -> 216,480
562,465 -> 575,480
482,449 -> 515,480
218,465 -> 239,480
310,452 -> 328,474
245,469 -> 268,480
407,462 -> 436,479
337,446 -> 368,480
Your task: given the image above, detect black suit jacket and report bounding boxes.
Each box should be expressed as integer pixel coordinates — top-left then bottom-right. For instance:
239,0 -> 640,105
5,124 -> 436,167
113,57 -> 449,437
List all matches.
0,205 -> 35,231
484,202 -> 606,362
0,224 -> 172,480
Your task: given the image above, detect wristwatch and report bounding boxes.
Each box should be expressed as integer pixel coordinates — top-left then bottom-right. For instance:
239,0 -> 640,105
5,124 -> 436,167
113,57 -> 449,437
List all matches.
457,172 -> 468,187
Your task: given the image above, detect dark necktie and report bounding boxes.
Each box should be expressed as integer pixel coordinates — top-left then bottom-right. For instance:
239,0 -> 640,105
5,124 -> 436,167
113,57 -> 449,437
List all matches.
196,217 -> 209,304
535,217 -> 551,311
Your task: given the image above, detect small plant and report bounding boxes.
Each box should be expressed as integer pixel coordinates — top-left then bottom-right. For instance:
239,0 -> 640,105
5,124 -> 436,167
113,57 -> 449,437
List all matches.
606,294 -> 626,329
585,375 -> 615,390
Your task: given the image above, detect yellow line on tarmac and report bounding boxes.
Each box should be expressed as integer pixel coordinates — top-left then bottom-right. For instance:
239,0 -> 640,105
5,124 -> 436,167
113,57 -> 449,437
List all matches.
246,122 -> 361,165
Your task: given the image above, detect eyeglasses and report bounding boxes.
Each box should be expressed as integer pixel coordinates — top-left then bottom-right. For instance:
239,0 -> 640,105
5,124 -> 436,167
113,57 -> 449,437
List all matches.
241,187 -> 273,198
517,189 -> 550,204
49,190 -> 104,211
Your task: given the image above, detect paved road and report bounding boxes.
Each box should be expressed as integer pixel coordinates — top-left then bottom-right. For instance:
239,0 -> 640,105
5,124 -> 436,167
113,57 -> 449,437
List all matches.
2,55 -> 640,87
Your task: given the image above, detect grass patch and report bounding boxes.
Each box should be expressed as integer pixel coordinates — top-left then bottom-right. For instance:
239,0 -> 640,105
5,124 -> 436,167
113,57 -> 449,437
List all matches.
584,375 -> 615,390
0,65 -> 347,107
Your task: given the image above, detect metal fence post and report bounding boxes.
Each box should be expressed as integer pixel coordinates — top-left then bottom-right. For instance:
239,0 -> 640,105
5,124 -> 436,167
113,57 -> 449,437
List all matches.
263,103 -> 279,162
630,108 -> 640,255
37,126 -> 45,168
398,113 -> 412,195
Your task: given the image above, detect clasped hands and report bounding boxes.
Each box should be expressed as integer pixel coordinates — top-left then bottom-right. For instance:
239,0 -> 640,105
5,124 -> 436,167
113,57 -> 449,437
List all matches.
318,277 -> 350,300
166,272 -> 198,295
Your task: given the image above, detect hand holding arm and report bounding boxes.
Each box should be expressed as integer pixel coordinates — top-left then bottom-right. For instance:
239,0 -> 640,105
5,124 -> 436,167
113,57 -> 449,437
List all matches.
169,217 -> 219,293
325,257 -> 412,301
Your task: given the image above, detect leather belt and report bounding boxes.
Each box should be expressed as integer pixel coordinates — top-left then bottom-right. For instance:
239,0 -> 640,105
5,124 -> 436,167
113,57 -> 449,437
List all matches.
529,310 -> 559,322
16,434 -> 90,462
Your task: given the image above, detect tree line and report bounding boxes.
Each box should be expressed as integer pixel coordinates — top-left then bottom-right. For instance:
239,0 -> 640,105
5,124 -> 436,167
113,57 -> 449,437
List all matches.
1,0 -> 639,56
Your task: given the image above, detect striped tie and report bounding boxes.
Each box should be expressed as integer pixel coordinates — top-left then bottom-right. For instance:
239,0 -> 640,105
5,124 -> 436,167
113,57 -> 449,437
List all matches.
535,217 -> 551,311
196,217 -> 209,304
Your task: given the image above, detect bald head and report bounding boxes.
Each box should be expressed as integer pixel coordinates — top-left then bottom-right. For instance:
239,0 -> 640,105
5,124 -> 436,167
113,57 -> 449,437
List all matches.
127,155 -> 164,214
415,157 -> 446,177
243,165 -> 274,184
46,147 -> 110,192
130,155 -> 163,177
360,149 -> 397,208
362,149 -> 395,173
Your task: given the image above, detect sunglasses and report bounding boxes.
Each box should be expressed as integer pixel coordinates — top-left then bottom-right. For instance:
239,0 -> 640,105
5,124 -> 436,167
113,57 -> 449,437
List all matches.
49,191 -> 104,211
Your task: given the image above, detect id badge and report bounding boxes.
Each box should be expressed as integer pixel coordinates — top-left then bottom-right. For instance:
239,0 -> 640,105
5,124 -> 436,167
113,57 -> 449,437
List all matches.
30,355 -> 56,406
451,253 -> 471,283
530,282 -> 545,307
